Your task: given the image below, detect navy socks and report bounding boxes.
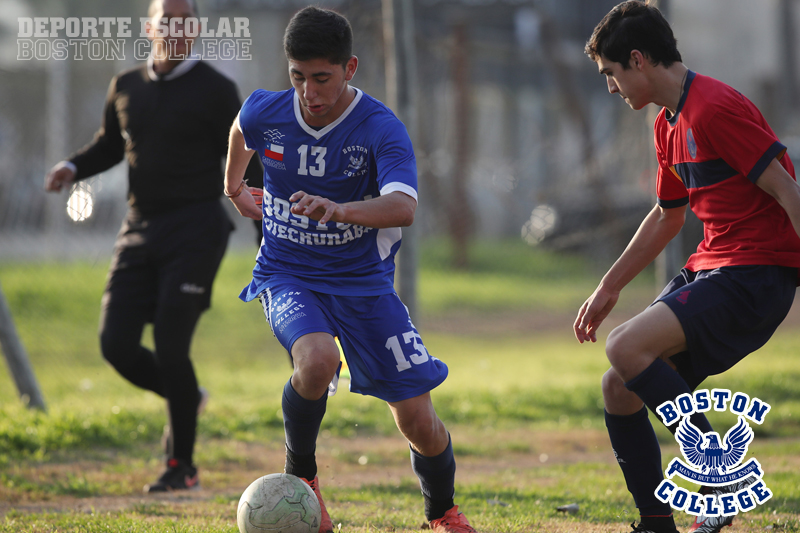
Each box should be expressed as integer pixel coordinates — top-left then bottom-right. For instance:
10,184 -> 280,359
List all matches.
625,358 -> 712,434
605,407 -> 672,518
410,435 -> 456,521
282,379 -> 328,480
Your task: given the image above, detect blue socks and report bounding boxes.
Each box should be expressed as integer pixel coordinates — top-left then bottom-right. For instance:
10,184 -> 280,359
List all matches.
410,435 -> 456,520
282,379 -> 328,480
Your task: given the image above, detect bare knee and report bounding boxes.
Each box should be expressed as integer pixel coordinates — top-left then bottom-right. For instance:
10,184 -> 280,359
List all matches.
291,336 -> 340,400
391,396 -> 448,456
601,367 -> 643,416
398,411 -> 438,445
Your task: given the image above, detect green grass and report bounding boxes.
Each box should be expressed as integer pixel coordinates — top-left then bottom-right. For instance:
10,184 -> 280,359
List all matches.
1,239 -> 799,532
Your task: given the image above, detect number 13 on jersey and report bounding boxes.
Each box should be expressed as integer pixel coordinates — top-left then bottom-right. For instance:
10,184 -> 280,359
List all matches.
297,144 -> 327,176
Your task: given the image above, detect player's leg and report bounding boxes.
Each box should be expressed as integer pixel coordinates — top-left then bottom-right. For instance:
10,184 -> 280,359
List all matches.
607,301 -> 713,432
144,201 -> 230,493
387,393 -> 472,531
99,218 -> 163,395
284,331 -> 340,481
603,367 -> 678,533
602,273 -> 711,533
331,293 -> 474,532
259,285 -> 339,533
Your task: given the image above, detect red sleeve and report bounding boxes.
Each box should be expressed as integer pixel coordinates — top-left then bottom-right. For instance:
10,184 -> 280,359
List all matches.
705,107 -> 786,184
654,119 -> 689,208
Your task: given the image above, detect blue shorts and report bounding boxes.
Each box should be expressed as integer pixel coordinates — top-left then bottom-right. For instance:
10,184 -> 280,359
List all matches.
258,281 -> 448,403
657,265 -> 796,387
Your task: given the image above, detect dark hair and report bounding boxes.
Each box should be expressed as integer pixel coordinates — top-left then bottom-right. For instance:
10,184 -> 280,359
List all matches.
284,6 -> 353,66
585,0 -> 681,69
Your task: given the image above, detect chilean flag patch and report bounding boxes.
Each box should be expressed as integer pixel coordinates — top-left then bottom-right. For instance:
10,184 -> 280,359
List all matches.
264,144 -> 284,161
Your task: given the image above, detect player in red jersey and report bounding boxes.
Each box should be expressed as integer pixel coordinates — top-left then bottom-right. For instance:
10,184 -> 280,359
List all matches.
575,2 -> 800,533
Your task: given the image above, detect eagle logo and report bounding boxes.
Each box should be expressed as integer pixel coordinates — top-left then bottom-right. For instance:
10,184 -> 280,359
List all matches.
675,416 -> 754,476
348,155 -> 365,170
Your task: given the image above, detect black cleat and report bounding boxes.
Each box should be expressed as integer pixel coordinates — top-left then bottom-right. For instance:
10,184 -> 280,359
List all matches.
688,477 -> 756,532
628,521 -> 679,533
144,458 -> 200,493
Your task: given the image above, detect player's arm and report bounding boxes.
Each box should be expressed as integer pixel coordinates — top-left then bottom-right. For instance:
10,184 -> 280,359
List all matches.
574,203 -> 686,343
754,158 -> 800,239
224,121 -> 263,220
289,189 -> 416,228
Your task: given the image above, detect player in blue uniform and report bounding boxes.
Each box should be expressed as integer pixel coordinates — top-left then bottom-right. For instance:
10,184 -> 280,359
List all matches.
223,7 -> 477,533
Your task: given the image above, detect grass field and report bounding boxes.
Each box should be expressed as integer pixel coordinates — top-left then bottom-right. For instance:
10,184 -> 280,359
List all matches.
1,239 -> 799,532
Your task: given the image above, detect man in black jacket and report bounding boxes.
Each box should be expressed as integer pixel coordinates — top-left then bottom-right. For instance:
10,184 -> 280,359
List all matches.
44,0 -> 262,492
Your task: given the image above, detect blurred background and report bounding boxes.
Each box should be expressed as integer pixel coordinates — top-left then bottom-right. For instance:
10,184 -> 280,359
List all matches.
3,0 -> 800,266
3,0 -> 800,401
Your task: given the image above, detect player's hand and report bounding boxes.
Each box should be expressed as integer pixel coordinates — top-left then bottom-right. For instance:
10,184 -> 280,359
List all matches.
574,286 -> 619,344
229,187 -> 263,220
44,164 -> 76,192
250,187 -> 263,207
290,190 -> 344,225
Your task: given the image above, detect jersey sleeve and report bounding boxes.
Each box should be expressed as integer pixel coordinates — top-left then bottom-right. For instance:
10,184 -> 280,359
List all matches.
237,89 -> 268,152
655,120 -> 689,208
706,107 -> 787,184
375,119 -> 418,201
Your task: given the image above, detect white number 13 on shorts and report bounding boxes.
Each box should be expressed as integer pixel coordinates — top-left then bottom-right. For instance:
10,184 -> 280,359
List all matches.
385,331 -> 430,372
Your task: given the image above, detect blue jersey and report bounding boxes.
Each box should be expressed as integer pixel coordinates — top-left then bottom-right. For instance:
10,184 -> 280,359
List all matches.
237,87 -> 418,300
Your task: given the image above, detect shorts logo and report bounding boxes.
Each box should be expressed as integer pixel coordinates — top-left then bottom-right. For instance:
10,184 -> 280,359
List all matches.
676,290 -> 691,304
687,128 -> 697,159
654,389 -> 773,517
180,283 -> 206,294
270,291 -> 307,334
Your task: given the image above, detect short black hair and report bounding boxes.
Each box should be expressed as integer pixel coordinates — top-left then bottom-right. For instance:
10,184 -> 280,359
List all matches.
283,6 -> 353,66
585,0 -> 681,69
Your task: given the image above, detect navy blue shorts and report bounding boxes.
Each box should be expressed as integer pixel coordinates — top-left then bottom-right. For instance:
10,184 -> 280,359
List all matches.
657,265 -> 796,388
258,281 -> 448,403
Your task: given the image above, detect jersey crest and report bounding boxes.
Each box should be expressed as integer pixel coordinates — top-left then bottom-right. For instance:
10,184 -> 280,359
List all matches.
686,128 -> 697,159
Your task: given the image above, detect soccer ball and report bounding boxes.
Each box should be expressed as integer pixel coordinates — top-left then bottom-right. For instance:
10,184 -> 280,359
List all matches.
237,473 -> 321,533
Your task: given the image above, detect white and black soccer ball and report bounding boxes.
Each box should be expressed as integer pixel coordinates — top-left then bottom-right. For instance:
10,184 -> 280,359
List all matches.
237,473 -> 321,533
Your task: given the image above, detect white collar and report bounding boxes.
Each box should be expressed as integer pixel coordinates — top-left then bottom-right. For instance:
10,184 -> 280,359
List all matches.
293,87 -> 363,140
147,53 -> 201,81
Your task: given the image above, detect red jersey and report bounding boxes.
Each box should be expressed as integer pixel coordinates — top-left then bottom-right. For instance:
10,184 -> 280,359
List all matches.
655,71 -> 800,272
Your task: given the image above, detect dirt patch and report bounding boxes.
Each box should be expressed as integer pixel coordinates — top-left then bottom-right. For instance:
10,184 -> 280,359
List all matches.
2,428 -> 798,533
0,428 -> 613,515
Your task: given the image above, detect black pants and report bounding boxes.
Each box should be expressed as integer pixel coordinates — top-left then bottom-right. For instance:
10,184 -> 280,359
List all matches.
99,200 -> 231,464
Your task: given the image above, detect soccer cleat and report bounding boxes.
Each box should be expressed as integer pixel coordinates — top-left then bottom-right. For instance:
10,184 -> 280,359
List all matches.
687,478 -> 755,532
630,521 -> 678,533
627,521 -> 678,533
144,457 -> 200,493
300,476 -> 334,533
162,387 -> 210,456
687,516 -> 733,533
427,505 -> 478,533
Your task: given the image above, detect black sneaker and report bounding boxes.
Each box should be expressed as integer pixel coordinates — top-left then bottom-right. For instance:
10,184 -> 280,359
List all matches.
629,521 -> 679,533
144,458 -> 200,493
